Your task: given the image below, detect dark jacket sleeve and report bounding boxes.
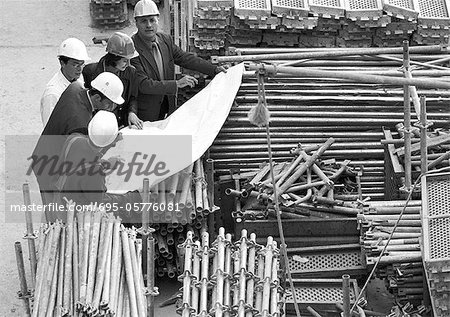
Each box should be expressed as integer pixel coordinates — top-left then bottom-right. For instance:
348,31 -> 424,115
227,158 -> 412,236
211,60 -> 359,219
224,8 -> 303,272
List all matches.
126,66 -> 140,114
165,34 -> 217,77
130,55 -> 178,95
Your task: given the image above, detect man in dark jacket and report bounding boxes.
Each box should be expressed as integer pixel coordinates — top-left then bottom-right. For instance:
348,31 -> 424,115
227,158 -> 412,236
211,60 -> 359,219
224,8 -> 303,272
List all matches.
59,111 -> 142,222
131,0 -> 227,122
31,72 -> 125,217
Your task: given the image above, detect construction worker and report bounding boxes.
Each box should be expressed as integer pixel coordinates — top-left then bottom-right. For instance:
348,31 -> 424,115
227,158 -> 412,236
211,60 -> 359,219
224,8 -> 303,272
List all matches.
83,32 -> 144,129
131,0 -> 227,122
41,38 -> 90,126
57,111 -> 141,221
31,72 -> 124,217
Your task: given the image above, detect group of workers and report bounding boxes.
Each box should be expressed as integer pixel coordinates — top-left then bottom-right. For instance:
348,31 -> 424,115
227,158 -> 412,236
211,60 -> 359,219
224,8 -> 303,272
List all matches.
32,0 -> 227,222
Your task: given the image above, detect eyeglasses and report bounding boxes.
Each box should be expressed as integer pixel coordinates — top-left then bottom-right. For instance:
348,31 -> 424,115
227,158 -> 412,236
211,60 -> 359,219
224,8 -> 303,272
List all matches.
68,60 -> 85,69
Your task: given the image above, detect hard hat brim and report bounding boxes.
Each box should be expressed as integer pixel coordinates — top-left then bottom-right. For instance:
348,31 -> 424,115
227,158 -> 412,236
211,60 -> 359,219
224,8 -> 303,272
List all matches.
57,54 -> 91,62
134,13 -> 160,18
118,50 -> 139,59
112,96 -> 125,105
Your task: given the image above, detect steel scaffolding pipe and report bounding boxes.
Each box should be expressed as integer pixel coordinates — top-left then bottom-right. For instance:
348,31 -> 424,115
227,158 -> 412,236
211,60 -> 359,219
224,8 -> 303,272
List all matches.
228,46 -> 450,56
181,231 -> 194,317
15,241 -> 31,316
224,116 -> 449,126
227,109 -> 450,121
213,45 -> 447,63
22,183 -> 37,288
246,64 -> 450,89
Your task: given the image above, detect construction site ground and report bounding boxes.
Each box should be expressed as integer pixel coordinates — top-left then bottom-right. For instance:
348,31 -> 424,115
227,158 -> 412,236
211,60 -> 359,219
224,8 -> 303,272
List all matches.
0,0 -> 396,316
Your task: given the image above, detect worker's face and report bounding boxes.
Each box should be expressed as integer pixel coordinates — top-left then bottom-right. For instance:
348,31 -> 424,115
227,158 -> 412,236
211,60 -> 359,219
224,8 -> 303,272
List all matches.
115,57 -> 129,72
93,95 -> 117,112
61,58 -> 85,82
135,15 -> 159,42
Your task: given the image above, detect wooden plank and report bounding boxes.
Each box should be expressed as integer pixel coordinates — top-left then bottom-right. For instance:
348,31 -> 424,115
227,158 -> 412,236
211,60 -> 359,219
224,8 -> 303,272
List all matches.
383,128 -> 404,174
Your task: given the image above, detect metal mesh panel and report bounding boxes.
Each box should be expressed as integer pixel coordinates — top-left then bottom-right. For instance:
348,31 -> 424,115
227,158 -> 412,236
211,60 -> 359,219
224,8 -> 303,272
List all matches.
236,0 -> 270,9
427,176 -> 450,217
386,0 -> 414,8
423,173 -> 450,266
347,0 -> 379,10
429,217 -> 450,260
273,0 -> 305,7
311,0 -> 341,6
286,286 -> 355,302
288,251 -> 362,272
417,0 -> 449,17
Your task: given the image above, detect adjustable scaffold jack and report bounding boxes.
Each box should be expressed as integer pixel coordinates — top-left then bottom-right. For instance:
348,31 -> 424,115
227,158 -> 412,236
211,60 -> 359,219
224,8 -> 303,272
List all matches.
138,178 -> 159,317
248,64 -> 302,317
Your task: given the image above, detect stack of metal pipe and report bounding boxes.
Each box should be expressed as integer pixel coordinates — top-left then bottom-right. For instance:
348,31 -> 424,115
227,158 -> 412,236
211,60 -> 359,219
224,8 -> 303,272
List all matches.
223,138 -> 364,221
32,209 -> 151,317
210,48 -> 450,200
359,200 -> 427,311
177,228 -> 283,317
149,159 -> 215,278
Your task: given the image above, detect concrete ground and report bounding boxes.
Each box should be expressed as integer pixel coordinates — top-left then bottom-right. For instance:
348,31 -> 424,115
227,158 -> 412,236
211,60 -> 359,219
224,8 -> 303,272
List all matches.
0,0 -> 180,315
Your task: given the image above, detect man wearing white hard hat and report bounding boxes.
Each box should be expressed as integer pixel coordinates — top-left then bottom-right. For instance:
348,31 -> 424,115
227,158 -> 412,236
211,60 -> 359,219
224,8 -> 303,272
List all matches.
84,32 -> 144,129
40,38 -> 90,126
56,111 -> 142,218
31,72 -> 125,219
131,0 -> 228,122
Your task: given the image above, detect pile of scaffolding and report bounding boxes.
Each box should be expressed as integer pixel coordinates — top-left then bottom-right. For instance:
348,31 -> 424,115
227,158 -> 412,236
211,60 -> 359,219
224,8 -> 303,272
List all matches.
210,44 -> 450,200
223,137 -> 362,222
173,0 -> 450,56
359,200 -> 426,312
28,209 -> 154,317
143,159 -> 216,279
177,228 -> 284,317
89,0 -> 129,28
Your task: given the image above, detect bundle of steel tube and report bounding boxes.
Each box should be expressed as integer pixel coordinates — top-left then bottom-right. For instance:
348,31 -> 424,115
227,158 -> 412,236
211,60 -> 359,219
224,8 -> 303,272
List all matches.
359,200 -> 429,312
209,48 -> 450,200
223,138 -> 364,221
176,228 -> 283,317
149,159 -> 215,278
32,209 -> 151,317
360,200 -> 422,265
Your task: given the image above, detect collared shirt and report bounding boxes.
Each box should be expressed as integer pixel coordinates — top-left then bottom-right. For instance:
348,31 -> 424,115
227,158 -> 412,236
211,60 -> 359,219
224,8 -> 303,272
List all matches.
40,69 -> 84,127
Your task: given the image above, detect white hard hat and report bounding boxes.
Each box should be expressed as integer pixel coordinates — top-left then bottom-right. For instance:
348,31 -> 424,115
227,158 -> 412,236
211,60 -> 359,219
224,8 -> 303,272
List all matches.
88,111 -> 119,148
134,0 -> 160,18
58,38 -> 90,61
107,32 -> 138,59
91,72 -> 125,105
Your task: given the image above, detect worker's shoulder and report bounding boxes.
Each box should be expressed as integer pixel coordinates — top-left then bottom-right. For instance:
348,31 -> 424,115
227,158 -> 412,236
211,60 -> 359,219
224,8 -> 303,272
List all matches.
83,62 -> 99,75
157,32 -> 173,43
123,64 -> 138,77
65,81 -> 85,94
42,71 -> 70,95
54,82 -> 87,113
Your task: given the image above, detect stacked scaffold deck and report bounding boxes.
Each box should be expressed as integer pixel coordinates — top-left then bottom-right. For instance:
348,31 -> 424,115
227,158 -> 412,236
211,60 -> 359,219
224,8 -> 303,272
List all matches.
180,0 -> 450,58
90,0 -> 129,28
